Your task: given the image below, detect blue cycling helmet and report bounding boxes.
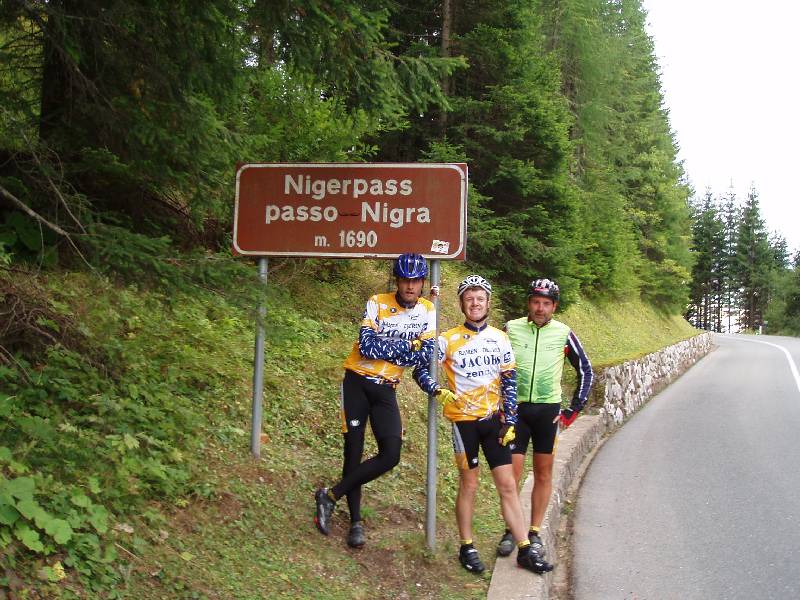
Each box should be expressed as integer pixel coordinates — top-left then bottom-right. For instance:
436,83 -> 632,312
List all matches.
393,253 -> 428,279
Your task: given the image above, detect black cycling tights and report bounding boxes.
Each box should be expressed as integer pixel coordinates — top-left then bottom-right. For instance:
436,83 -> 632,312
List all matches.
331,433 -> 402,523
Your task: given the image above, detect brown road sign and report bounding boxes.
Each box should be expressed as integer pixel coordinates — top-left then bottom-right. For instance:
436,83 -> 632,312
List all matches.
233,163 -> 467,259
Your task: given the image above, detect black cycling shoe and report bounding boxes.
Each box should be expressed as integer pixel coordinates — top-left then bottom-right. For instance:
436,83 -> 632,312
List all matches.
314,488 -> 335,535
496,531 -> 515,557
528,532 -> 546,558
347,521 -> 366,548
517,545 -> 554,574
459,545 -> 486,574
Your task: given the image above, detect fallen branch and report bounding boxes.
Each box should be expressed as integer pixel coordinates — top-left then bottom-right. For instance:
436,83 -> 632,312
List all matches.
19,127 -> 87,234
0,182 -> 70,237
0,182 -> 95,270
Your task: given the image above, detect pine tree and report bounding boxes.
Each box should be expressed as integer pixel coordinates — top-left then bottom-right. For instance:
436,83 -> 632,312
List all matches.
2,0 -> 698,315
538,0 -> 692,307
763,244 -> 795,335
719,188 -> 740,332
788,253 -> 800,334
734,186 -> 773,330
1,0 -> 460,243
687,190 -> 725,330
377,0 -> 579,303
539,0 -> 642,297
601,0 -> 692,310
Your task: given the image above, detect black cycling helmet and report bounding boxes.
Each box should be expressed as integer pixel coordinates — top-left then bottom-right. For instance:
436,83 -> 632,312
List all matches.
527,278 -> 560,302
457,275 -> 493,298
393,253 -> 428,279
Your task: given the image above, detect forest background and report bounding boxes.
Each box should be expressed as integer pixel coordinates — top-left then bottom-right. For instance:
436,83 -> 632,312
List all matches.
0,0 -> 798,597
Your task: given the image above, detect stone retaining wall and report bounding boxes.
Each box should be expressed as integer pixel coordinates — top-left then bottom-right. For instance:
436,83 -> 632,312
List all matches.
594,332 -> 713,428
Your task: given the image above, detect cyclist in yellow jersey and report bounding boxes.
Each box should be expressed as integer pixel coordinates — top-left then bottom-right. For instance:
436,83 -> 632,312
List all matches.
414,275 -> 553,575
495,278 -> 594,559
314,253 -> 436,548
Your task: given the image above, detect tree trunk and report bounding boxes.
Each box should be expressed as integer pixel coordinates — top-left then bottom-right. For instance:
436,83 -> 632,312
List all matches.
38,2 -> 69,142
438,0 -> 453,130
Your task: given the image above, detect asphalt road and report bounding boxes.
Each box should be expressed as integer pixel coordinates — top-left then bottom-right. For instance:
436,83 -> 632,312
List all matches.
572,334 -> 800,600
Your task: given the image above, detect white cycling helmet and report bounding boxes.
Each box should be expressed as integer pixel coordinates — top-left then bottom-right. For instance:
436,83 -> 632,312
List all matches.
527,278 -> 560,302
457,275 -> 493,298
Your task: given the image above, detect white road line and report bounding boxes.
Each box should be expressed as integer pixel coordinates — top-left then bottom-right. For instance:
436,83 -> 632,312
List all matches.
722,334 -> 800,395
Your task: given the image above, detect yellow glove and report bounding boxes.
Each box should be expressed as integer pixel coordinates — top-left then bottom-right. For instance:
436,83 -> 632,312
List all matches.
498,424 -> 515,447
434,388 -> 458,406
410,338 -> 423,352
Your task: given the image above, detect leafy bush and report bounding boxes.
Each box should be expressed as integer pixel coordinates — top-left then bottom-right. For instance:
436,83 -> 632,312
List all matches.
0,253 -> 257,591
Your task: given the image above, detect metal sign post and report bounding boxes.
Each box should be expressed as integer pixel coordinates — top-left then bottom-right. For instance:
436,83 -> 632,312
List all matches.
425,259 -> 441,551
251,257 -> 268,458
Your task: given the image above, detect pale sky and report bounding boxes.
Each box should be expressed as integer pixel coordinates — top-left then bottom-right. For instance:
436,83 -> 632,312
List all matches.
642,0 -> 800,254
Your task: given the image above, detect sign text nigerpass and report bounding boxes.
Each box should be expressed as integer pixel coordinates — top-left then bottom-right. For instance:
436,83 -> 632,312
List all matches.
233,163 -> 467,259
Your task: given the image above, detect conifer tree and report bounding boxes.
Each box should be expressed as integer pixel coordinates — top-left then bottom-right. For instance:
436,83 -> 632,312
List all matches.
786,253 -> 800,334
719,189 -> 740,332
600,0 -> 692,310
1,0 -> 459,238
1,0 -> 700,315
538,0 -> 642,297
734,187 -> 773,330
687,190 -> 725,330
762,234 -> 794,334
537,0 -> 692,306
377,0 -> 579,302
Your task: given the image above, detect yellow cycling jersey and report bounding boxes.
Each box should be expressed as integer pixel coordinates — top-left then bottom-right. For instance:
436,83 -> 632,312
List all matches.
438,324 -> 516,422
343,292 -> 436,385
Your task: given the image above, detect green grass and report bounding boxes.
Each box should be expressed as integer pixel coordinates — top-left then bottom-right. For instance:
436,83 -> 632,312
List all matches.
558,296 -> 699,368
0,256 -> 699,599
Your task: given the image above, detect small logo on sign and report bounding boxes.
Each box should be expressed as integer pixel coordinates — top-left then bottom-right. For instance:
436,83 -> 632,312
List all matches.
431,240 -> 450,254
471,457 -> 478,465
350,419 -> 361,427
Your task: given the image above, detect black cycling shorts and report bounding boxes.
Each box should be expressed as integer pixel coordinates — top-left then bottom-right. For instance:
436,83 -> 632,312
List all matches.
340,370 -> 402,441
511,402 -> 561,455
451,413 -> 512,471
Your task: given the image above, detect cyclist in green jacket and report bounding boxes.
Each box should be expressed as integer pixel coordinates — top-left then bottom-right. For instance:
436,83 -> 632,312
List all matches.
495,278 -> 594,559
